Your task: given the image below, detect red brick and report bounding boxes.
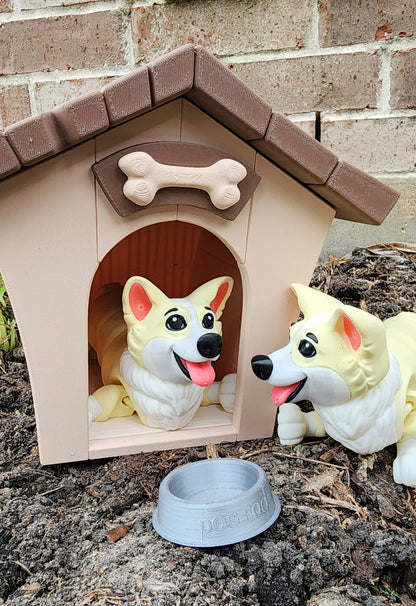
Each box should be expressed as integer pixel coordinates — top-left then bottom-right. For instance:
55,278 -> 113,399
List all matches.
391,49 -> 416,109
231,53 -> 379,114
321,116 -> 416,173
0,0 -> 11,12
34,77 -> 114,114
319,0 -> 416,47
0,85 -> 31,129
0,11 -> 125,76
132,1 -> 309,61
20,0 -> 99,7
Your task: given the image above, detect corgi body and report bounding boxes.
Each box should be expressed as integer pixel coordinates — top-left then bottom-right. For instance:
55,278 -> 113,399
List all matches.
251,284 -> 416,486
89,276 -> 235,431
119,348 -> 208,429
307,352 -> 401,453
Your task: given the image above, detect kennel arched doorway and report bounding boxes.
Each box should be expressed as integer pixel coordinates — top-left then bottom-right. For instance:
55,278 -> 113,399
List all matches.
88,220 -> 243,457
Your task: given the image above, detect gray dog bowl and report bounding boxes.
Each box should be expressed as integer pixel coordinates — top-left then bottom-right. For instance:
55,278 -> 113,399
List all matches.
152,458 -> 281,547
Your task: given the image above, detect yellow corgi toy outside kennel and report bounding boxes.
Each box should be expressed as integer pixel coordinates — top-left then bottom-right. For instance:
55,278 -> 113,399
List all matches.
252,284 -> 416,486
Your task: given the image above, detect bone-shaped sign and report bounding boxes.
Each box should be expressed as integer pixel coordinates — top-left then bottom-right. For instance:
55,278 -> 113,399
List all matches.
118,151 -> 247,210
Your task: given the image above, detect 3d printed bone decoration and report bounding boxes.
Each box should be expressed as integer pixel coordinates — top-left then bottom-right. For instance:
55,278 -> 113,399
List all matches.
91,142 -> 261,219
119,152 -> 247,210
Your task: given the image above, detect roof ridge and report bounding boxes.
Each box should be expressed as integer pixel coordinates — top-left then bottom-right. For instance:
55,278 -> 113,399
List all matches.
0,43 -> 400,224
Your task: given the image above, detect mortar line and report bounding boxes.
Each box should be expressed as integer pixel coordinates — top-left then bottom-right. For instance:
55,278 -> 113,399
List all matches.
120,4 -> 137,69
27,79 -> 39,116
288,112 -> 318,122
308,0 -> 321,52
320,108 -> 416,121
372,171 -> 416,180
0,1 -> 120,23
377,48 -> 393,112
0,67 -> 133,88
220,36 -> 416,65
132,0 -> 163,5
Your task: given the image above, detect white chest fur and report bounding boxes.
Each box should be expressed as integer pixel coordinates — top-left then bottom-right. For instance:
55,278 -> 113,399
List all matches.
314,354 -> 401,454
120,349 -> 204,430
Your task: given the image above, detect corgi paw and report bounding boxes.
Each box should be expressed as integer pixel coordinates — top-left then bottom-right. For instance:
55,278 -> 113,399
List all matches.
218,373 -> 236,413
88,395 -> 103,423
393,439 -> 416,486
278,402 -> 306,446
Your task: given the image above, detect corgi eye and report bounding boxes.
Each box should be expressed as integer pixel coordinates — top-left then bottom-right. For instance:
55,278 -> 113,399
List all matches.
298,339 -> 316,358
202,312 -> 215,329
166,314 -> 187,331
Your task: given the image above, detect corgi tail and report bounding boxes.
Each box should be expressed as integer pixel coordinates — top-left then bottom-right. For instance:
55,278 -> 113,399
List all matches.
88,283 -> 127,382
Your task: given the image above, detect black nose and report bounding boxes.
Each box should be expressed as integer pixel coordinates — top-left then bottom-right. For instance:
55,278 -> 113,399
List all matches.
197,333 -> 223,359
251,355 -> 273,380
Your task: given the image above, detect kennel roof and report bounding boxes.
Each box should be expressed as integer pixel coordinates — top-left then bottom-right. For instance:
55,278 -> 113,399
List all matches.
0,44 -> 399,225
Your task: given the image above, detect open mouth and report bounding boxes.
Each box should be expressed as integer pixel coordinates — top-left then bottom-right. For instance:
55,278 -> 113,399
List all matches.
271,377 -> 307,407
174,352 -> 215,387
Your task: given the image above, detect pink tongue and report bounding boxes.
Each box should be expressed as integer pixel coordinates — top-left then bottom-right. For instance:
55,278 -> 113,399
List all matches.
183,360 -> 216,386
272,382 -> 301,407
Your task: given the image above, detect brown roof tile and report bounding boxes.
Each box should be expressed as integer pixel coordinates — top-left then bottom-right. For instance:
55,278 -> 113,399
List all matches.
0,135 -> 21,178
186,45 -> 272,140
5,112 -> 64,165
102,66 -> 152,125
311,162 -> 400,225
0,44 -> 400,225
53,91 -> 109,146
252,112 -> 338,185
148,43 -> 195,106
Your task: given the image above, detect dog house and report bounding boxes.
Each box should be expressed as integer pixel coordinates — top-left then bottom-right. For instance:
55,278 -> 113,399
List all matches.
0,44 -> 399,464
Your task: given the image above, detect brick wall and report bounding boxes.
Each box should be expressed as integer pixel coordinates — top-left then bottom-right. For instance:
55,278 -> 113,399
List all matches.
0,0 -> 415,257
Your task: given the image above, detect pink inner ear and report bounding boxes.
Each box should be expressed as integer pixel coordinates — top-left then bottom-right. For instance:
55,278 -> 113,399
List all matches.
342,313 -> 361,350
129,283 -> 152,320
210,282 -> 229,315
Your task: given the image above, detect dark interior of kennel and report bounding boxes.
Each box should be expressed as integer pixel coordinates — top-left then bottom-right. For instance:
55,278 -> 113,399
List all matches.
88,220 -> 243,395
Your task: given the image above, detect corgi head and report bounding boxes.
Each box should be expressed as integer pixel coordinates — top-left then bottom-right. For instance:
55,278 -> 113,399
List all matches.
123,276 -> 233,386
252,283 -> 390,407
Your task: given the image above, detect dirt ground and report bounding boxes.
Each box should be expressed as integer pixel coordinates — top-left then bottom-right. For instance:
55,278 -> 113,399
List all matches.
1,245 -> 416,606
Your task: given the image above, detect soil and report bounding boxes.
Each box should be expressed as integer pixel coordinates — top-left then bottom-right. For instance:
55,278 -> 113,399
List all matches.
1,244 -> 416,606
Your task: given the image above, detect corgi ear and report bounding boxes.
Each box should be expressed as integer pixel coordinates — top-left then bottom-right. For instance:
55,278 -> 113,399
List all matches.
210,279 -> 233,316
331,309 -> 362,351
123,277 -> 168,323
189,276 -> 233,319
291,283 -> 341,318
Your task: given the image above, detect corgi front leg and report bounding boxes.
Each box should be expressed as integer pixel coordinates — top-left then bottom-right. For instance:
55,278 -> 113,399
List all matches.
393,407 -> 416,486
203,373 -> 236,413
88,384 -> 135,422
278,403 -> 307,445
393,438 -> 416,486
278,403 -> 327,445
